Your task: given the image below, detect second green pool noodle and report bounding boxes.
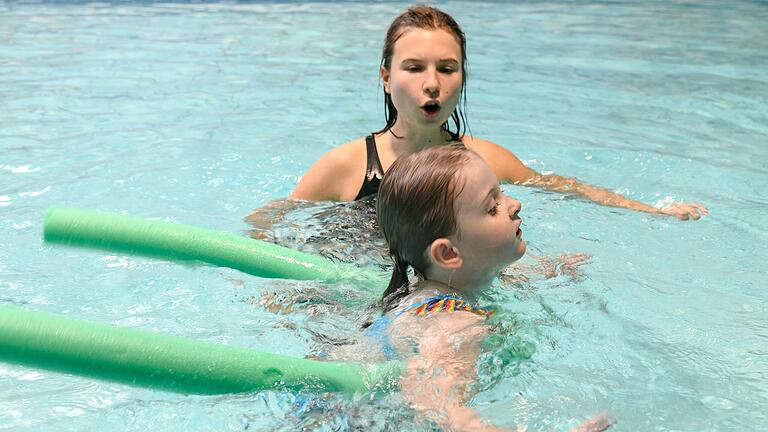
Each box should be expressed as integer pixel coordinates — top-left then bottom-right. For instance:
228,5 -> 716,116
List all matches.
0,304 -> 403,395
44,207 -> 388,287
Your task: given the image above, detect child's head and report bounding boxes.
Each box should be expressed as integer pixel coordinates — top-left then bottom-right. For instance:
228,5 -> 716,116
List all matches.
377,144 -> 525,308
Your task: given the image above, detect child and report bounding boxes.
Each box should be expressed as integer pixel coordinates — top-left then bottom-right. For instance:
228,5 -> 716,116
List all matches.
371,143 -> 611,431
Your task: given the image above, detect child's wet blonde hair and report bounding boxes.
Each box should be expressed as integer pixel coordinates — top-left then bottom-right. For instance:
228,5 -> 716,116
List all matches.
376,143 -> 474,310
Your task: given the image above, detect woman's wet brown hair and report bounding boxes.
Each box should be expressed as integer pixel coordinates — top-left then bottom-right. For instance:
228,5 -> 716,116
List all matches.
376,5 -> 469,139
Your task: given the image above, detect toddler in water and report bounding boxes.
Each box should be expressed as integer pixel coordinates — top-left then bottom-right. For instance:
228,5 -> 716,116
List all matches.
372,143 -> 611,431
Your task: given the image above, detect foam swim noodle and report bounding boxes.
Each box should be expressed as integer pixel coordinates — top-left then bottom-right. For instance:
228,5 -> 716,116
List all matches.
43,207 -> 387,286
0,305 -> 403,395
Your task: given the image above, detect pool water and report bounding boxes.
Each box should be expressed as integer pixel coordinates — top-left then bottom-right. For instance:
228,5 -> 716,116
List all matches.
1,0 -> 767,430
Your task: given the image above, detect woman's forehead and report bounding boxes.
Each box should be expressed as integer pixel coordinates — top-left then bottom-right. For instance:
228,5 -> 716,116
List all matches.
393,28 -> 462,60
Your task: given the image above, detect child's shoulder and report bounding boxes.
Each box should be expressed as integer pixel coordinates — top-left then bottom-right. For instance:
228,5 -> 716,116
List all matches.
390,293 -> 494,325
391,295 -> 489,344
406,294 -> 494,318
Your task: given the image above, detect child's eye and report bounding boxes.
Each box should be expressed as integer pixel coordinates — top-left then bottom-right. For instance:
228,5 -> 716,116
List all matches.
488,202 -> 500,216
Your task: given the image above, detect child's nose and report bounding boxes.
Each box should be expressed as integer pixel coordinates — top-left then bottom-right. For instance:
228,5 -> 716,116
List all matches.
506,197 -> 521,219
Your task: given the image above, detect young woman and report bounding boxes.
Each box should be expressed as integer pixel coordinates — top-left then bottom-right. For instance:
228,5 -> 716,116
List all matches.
289,5 -> 706,221
370,143 -> 612,431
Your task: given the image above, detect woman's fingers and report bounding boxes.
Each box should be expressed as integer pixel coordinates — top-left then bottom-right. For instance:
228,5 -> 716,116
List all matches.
661,202 -> 709,221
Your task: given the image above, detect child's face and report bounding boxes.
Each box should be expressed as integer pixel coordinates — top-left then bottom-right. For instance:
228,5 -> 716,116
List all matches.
450,156 -> 526,278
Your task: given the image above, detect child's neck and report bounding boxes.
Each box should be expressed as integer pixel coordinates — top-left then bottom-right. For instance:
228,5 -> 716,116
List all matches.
417,266 -> 496,299
414,277 -> 489,301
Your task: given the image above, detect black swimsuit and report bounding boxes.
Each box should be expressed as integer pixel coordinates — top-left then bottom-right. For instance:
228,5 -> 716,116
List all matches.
353,131 -> 462,201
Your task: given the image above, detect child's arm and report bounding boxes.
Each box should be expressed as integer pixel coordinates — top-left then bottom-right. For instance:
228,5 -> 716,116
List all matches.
392,312 -> 615,432
393,311 -> 512,431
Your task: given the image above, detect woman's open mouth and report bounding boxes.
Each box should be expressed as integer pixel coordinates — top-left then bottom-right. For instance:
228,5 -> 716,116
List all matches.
422,101 -> 441,118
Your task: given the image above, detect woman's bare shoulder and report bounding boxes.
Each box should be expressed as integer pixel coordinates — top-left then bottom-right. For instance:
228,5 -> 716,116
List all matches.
333,136 -> 368,160
290,136 -> 368,201
461,135 -> 536,183
461,135 -> 506,153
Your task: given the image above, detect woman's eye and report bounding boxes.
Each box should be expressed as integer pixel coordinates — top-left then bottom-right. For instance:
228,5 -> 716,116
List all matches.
406,65 -> 423,72
440,67 -> 456,73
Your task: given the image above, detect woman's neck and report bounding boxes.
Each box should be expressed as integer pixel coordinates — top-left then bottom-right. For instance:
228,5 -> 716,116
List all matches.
387,120 -> 452,156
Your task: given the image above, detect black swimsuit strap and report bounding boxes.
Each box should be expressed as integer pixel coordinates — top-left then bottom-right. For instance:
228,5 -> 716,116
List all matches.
354,134 -> 385,201
354,131 -> 460,201
447,129 -> 461,142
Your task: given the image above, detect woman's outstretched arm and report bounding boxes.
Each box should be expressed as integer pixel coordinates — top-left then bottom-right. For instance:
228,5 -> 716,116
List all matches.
524,172 -> 708,220
468,138 -> 708,220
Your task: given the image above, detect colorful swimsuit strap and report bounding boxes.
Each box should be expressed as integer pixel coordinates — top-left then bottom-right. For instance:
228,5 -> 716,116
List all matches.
400,294 -> 495,318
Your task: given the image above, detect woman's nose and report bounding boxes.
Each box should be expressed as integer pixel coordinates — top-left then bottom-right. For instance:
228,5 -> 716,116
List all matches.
423,69 -> 440,97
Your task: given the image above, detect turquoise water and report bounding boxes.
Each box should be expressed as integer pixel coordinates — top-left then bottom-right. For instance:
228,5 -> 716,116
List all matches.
1,0 -> 767,430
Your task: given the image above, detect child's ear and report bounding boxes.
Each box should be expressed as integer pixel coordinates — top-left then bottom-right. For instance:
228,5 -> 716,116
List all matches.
429,238 -> 463,270
380,66 -> 391,94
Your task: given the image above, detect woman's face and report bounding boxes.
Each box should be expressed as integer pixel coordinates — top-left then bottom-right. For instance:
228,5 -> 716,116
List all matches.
382,28 -> 463,129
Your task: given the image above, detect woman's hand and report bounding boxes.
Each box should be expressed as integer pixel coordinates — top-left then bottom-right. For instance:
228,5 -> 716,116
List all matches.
657,202 -> 708,220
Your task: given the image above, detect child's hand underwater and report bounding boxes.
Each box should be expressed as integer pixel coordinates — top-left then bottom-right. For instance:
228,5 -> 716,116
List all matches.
481,412 -> 615,432
569,412 -> 616,432
536,253 -> 592,280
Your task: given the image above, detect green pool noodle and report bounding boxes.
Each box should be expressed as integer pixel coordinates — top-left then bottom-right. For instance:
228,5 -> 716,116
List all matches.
44,207 -> 388,287
0,305 -> 403,395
